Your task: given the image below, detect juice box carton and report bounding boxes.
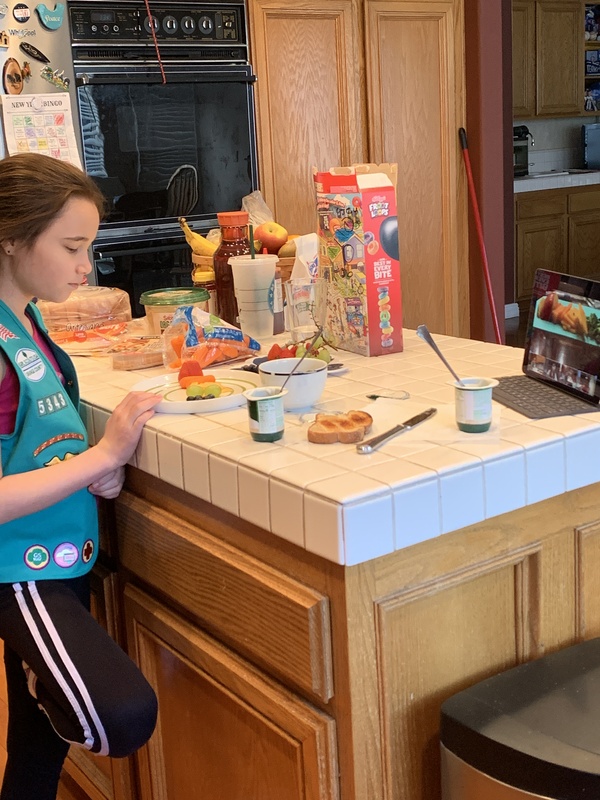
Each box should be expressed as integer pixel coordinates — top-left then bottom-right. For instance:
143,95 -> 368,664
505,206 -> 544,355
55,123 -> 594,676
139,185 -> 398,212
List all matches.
313,163 -> 403,357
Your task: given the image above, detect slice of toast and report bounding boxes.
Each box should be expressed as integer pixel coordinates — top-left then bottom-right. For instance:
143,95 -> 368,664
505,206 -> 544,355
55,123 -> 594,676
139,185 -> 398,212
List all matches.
307,410 -> 373,444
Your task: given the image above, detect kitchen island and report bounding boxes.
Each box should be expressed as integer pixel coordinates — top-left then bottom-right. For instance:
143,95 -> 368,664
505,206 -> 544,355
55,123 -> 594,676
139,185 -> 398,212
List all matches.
74,330 -> 600,800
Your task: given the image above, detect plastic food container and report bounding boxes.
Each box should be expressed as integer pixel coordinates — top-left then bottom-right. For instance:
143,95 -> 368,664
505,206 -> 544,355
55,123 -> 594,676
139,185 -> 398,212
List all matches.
139,287 -> 210,334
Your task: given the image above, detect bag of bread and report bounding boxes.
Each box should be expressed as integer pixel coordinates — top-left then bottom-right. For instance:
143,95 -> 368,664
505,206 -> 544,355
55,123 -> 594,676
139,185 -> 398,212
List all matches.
162,306 -> 261,371
37,286 -> 132,353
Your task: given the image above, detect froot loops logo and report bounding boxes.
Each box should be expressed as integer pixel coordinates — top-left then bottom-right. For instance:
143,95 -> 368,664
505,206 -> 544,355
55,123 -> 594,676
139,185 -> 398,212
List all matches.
378,286 -> 393,348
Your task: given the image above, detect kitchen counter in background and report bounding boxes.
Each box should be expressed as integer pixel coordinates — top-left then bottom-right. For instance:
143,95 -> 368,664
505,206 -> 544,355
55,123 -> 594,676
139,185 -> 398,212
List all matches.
77,329 -> 600,800
514,169 -> 600,193
78,329 -> 600,567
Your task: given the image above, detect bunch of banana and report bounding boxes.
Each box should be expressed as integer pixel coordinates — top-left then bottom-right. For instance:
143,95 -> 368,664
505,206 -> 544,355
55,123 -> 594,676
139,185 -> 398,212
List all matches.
178,217 -> 217,257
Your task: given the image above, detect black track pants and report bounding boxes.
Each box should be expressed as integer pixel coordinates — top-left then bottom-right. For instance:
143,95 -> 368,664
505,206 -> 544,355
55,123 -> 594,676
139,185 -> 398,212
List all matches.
0,576 -> 157,800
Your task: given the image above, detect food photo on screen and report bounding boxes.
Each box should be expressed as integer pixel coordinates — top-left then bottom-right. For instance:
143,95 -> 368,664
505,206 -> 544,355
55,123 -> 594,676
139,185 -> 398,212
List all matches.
526,287 -> 600,399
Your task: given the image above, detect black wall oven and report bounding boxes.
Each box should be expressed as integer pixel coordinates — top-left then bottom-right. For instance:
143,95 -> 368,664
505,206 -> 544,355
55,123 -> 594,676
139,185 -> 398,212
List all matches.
68,0 -> 259,313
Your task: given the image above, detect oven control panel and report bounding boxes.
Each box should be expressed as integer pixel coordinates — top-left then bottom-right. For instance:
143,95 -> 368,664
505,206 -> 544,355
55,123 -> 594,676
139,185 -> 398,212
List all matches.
68,2 -> 245,44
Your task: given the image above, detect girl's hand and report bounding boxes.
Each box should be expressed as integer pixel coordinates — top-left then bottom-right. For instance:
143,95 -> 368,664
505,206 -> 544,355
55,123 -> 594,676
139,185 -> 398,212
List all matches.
96,391 -> 161,469
88,466 -> 125,499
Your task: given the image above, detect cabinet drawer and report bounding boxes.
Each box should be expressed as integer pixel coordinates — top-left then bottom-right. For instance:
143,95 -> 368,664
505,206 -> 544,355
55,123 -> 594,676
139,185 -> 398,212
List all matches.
569,190 -> 600,214
116,492 -> 333,702
516,194 -> 567,219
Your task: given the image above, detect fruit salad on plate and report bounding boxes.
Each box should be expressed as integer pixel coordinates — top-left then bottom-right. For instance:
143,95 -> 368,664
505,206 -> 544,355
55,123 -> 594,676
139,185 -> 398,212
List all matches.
266,335 -> 332,364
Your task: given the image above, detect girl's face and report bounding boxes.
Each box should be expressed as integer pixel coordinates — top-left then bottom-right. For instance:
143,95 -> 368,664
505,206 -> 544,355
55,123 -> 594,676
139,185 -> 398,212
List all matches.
7,197 -> 100,305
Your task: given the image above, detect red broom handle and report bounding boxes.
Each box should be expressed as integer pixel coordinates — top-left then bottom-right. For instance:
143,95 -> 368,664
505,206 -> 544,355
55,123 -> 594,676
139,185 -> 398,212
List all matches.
459,128 -> 502,344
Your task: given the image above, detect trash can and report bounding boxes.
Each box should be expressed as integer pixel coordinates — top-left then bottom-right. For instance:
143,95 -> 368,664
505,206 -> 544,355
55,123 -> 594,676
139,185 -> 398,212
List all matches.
440,638 -> 600,799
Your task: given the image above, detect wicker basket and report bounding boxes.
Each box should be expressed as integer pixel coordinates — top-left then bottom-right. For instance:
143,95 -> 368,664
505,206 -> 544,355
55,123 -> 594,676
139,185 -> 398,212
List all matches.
192,253 -> 295,281
191,253 -> 214,270
277,257 -> 295,282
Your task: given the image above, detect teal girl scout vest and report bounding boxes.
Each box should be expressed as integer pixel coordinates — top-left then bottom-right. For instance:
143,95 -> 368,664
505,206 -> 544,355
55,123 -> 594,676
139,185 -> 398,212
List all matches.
0,300 -> 98,582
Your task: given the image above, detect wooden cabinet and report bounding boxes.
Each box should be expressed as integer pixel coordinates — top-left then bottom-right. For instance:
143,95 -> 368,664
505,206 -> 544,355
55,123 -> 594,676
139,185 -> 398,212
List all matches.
568,188 -> 600,276
60,565 -> 135,800
513,1 -> 584,117
249,0 -> 365,237
107,467 -> 600,800
249,0 -> 469,337
513,1 -> 536,116
114,490 -> 338,799
515,185 -> 600,302
515,193 -> 568,301
124,586 -> 338,800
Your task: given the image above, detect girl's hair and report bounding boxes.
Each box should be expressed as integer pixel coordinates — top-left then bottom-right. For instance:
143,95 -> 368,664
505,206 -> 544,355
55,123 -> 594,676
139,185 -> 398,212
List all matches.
0,153 -> 105,245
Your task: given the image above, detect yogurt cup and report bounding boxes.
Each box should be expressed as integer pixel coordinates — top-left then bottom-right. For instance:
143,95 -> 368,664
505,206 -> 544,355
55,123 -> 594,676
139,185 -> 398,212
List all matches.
454,377 -> 499,433
243,386 -> 287,442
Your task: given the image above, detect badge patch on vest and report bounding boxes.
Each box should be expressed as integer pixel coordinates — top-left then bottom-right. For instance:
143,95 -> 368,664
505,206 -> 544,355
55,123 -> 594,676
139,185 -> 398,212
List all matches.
24,544 -> 49,570
36,391 -> 67,418
82,539 -> 94,563
33,432 -> 83,458
53,542 -> 79,568
15,347 -> 45,381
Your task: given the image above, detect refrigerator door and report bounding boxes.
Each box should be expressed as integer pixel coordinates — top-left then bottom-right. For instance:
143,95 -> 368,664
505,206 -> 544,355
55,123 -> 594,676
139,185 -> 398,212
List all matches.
0,1 -> 81,159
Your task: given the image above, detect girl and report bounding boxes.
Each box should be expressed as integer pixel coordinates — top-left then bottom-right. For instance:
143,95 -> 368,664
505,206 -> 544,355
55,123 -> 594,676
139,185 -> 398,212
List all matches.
0,153 -> 161,800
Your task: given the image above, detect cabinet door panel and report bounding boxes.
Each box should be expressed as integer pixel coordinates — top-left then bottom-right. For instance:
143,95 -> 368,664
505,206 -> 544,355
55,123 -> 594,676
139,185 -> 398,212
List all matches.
125,586 -> 339,800
365,0 -> 468,336
516,216 -> 567,301
513,1 -> 536,117
536,1 -> 584,116
568,212 -> 600,278
249,0 -> 365,234
61,566 -> 135,800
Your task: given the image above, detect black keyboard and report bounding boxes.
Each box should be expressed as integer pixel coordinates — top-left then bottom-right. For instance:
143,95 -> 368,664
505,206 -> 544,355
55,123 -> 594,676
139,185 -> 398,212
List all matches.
493,375 -> 599,419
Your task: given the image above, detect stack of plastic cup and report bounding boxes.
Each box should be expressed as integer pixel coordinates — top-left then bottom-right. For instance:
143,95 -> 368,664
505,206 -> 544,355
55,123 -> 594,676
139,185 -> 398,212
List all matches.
229,253 -> 278,340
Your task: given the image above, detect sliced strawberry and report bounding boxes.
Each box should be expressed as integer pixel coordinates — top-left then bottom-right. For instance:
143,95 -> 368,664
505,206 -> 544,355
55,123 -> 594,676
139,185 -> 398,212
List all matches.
178,360 -> 204,383
268,343 -> 283,360
280,347 -> 296,358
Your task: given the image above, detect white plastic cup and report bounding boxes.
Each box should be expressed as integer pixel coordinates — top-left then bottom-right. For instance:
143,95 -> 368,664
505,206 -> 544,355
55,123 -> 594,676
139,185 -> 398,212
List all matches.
238,307 -> 274,340
234,287 -> 271,303
283,278 -> 327,342
454,377 -> 499,433
229,253 -> 278,293
236,299 -> 271,311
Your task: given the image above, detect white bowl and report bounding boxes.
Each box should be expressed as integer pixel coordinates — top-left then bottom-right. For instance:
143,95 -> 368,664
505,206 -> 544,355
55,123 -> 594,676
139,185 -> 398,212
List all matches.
258,357 -> 327,410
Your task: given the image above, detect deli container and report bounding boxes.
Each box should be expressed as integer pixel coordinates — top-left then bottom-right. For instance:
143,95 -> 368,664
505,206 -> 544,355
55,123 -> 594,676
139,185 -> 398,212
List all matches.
139,287 -> 209,334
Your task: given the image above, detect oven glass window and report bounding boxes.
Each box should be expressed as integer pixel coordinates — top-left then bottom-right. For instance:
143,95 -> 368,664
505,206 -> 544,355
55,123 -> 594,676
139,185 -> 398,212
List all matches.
95,239 -> 194,317
77,75 -> 256,228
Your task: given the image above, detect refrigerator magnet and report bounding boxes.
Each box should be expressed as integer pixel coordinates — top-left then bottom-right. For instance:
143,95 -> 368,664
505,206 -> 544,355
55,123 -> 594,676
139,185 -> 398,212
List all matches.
35,2 -> 64,30
3,58 -> 23,94
12,3 -> 30,23
19,41 -> 50,63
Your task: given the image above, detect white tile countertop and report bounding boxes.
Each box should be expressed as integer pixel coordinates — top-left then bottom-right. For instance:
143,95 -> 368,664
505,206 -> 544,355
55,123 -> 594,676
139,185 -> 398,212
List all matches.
514,170 -> 600,193
76,330 -> 600,567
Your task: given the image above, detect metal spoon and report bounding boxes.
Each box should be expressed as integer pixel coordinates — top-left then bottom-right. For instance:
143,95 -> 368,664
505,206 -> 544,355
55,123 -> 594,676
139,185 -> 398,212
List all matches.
416,324 -> 465,386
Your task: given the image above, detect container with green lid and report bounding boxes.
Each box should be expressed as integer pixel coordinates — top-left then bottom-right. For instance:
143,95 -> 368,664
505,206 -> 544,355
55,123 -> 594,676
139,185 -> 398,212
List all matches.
140,287 -> 210,334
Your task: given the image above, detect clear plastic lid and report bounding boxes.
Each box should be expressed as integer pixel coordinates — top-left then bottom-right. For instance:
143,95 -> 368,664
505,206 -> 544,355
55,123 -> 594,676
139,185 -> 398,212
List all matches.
139,287 -> 210,306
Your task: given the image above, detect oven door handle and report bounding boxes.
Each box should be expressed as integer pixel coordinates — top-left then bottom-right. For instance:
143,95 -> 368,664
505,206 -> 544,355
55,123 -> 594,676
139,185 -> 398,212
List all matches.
95,241 -> 189,258
77,72 -> 256,86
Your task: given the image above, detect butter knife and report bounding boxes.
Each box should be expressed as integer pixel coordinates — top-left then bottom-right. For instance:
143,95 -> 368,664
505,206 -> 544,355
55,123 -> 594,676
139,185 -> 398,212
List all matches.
356,407 -> 437,454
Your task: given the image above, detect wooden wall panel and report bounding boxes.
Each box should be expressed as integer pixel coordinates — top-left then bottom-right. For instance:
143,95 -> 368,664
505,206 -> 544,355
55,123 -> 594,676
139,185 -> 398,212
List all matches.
576,521 -> 600,639
376,551 -> 540,800
249,0 -> 366,234
364,0 -> 468,336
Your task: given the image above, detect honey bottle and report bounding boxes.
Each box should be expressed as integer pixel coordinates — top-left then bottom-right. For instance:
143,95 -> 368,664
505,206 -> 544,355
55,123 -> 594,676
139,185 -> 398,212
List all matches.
213,211 -> 250,325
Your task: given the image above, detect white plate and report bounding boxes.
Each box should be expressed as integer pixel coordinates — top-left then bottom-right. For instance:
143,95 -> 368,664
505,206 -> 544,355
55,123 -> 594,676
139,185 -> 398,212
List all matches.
244,356 -> 347,376
132,370 -> 262,413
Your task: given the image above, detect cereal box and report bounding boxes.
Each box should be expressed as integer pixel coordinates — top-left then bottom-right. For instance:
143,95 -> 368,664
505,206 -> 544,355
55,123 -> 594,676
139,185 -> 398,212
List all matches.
313,163 -> 403,357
